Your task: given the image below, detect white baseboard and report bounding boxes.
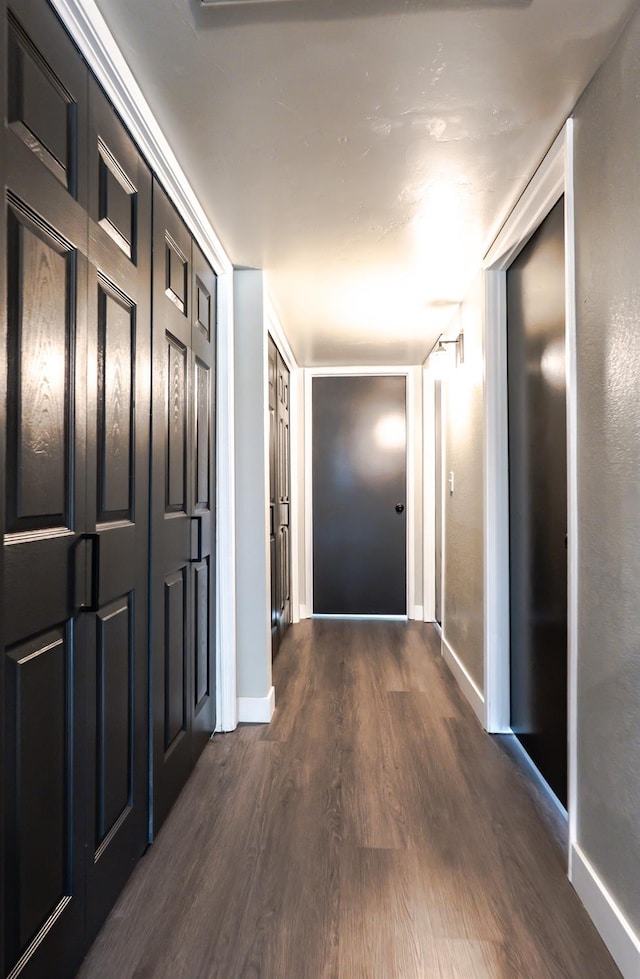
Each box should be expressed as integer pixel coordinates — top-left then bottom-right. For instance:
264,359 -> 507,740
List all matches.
441,635 -> 485,726
409,605 -> 424,621
570,843 -> 640,979
237,686 -> 275,724
299,604 -> 311,620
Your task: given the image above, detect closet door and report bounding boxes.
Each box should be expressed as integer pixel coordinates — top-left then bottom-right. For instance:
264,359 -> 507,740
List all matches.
190,242 -> 216,756
276,352 -> 291,639
84,78 -> 151,941
2,2 -> 88,975
152,182 -> 193,833
268,337 -> 279,657
152,185 -> 216,833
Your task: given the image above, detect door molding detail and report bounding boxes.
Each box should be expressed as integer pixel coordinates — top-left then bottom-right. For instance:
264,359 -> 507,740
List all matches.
482,121 -> 578,833
48,0 -> 238,732
303,366 -> 420,620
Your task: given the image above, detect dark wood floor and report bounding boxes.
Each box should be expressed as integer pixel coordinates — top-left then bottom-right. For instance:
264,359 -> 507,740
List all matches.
77,620 -> 620,979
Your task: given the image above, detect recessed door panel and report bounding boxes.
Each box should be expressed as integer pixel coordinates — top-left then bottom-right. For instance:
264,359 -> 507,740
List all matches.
95,597 -> 132,845
97,140 -> 136,260
8,12 -> 75,191
194,558 -> 210,709
97,282 -> 134,521
195,359 -> 210,509
166,335 -> 187,513
5,629 -> 70,960
6,199 -> 73,533
313,375 -> 407,616
164,569 -> 187,751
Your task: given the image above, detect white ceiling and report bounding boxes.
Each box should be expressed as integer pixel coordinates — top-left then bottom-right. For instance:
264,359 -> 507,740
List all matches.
93,0 -> 634,366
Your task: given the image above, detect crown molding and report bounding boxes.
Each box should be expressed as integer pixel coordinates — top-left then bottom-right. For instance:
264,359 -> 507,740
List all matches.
49,0 -> 233,276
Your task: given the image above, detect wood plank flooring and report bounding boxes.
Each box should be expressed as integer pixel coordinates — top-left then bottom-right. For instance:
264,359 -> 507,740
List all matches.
77,620 -> 620,979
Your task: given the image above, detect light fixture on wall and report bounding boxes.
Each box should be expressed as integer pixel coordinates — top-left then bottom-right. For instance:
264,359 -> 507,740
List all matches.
427,332 -> 464,378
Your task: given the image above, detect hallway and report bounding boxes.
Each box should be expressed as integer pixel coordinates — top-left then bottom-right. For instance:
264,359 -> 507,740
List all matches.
78,621 -> 619,979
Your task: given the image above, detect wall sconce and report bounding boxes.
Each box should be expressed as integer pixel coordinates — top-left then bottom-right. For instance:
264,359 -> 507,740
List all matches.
428,332 -> 464,378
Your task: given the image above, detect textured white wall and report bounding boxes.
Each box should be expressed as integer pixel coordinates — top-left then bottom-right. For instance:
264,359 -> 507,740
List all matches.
233,270 -> 272,700
441,277 -> 485,691
573,4 -> 640,935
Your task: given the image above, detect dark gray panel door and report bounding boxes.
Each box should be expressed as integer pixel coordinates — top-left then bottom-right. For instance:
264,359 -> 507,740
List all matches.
268,337 -> 279,656
313,375 -> 406,615
151,184 -> 216,836
190,241 -> 216,757
84,76 -> 151,943
2,2 -> 88,975
507,196 -> 567,806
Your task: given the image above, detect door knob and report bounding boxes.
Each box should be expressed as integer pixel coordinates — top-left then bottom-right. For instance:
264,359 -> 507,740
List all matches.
395,504 -> 405,513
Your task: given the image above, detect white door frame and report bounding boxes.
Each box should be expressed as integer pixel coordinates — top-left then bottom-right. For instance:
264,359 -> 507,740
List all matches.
304,366 -> 420,620
482,122 -> 577,829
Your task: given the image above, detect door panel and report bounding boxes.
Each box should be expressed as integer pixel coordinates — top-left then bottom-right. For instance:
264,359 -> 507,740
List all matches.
190,243 -> 216,753
152,186 -> 216,835
152,183 -> 193,834
268,337 -> 279,655
84,76 -> 151,941
277,352 -> 291,635
313,375 -> 407,616
507,196 -> 567,806
3,4 -> 88,975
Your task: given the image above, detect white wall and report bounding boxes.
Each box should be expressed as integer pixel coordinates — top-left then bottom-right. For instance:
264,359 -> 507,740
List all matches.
233,271 -> 273,719
438,11 -> 640,970
570,5 -> 640,971
430,284 -> 486,721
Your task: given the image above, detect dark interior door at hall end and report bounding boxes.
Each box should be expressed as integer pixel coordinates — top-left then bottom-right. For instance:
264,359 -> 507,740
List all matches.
313,375 -> 406,616
507,195 -> 567,807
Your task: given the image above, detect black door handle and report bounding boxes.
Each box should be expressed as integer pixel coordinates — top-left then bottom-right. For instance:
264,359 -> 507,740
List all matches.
395,504 -> 405,513
190,515 -> 203,563
79,532 -> 100,612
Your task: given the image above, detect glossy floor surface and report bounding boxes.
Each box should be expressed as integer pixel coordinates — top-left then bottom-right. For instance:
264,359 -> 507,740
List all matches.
77,620 -> 620,978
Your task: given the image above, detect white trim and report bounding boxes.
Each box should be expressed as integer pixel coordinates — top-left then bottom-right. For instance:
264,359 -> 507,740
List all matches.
406,367 -> 419,621
422,369 -> 436,622
484,127 -> 566,270
564,120 -> 579,849
49,0 -> 232,277
303,371 -> 313,614
312,614 -> 408,622
482,123 -> 572,740
299,604 -> 310,620
304,366 -> 418,617
289,368 -> 304,623
266,295 -> 298,372
441,636 -> 485,725
483,117 -> 581,878
237,687 -> 276,724
216,274 -> 238,731
507,733 -> 568,820
570,844 -> 640,979
482,270 -> 510,733
410,605 -> 424,621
